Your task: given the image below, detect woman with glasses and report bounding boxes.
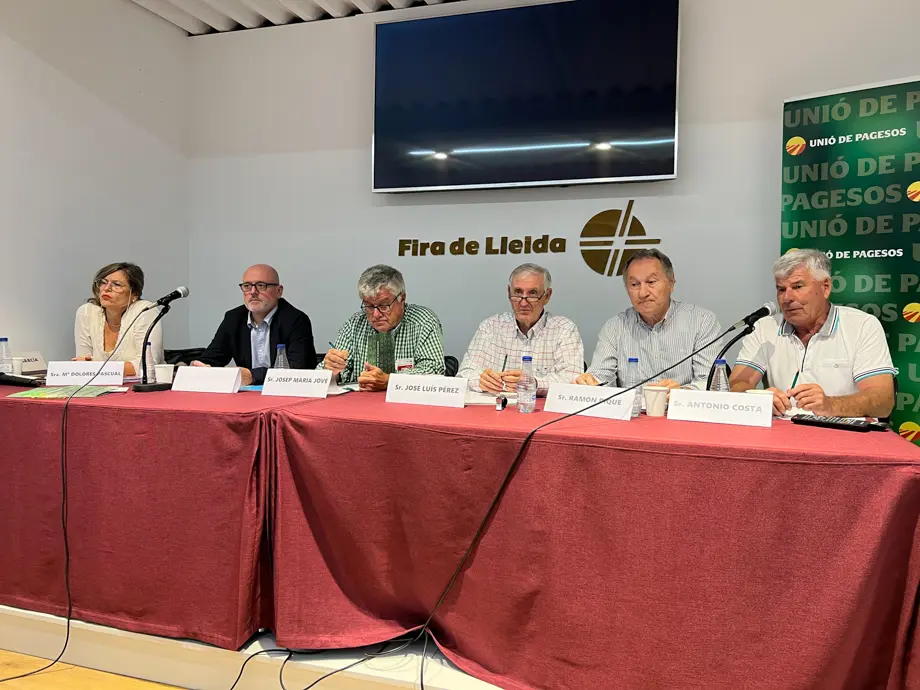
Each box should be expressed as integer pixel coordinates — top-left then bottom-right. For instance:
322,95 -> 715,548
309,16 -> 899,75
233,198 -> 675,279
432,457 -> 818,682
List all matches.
74,262 -> 164,376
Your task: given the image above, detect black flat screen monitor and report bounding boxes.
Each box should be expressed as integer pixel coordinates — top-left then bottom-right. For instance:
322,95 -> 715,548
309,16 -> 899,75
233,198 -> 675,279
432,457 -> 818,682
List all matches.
372,0 -> 680,192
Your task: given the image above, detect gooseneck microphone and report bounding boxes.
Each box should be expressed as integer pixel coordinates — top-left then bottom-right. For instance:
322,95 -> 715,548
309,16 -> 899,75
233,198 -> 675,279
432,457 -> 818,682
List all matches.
733,302 -> 776,329
155,286 -> 190,307
710,302 -> 778,390
136,287 -> 190,392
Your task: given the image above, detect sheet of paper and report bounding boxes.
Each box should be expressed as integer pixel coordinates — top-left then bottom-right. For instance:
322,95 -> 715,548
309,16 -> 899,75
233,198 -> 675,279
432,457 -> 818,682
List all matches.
7,386 -> 127,399
465,391 -> 517,405
328,383 -> 359,396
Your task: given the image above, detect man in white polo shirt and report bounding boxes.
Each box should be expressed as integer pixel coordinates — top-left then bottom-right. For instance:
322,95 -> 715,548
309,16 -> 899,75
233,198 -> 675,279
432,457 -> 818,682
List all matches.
730,249 -> 896,418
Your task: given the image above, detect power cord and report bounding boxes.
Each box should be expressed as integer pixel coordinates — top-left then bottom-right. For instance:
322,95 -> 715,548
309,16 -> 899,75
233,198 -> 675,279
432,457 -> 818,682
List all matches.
0,306 -> 156,684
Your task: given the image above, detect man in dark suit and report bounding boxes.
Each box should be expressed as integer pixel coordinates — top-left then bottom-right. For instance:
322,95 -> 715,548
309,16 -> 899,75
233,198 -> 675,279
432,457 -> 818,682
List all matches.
192,264 -> 316,385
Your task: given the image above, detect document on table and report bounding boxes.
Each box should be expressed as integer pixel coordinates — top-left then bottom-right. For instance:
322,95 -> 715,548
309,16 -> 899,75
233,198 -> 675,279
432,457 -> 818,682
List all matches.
7,386 -> 129,399
328,383 -> 359,395
465,390 -> 517,406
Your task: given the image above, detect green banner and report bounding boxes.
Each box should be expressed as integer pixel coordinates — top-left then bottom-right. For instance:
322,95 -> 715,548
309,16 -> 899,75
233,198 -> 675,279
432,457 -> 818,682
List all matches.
781,78 -> 920,441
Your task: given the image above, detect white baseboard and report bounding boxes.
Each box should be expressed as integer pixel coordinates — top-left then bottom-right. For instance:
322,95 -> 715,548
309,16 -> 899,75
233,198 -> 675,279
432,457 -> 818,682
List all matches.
0,605 -> 496,690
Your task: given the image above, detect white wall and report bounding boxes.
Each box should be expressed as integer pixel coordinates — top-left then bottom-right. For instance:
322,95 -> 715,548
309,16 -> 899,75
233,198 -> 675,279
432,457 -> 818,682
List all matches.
0,0 -> 190,362
185,0 -> 919,360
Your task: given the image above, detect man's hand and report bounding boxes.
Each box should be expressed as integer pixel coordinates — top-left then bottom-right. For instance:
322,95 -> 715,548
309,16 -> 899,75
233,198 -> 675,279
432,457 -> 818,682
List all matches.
239,368 -> 253,387
767,386 -> 792,416
324,348 -> 349,375
480,368 -> 504,394
652,379 -> 681,390
500,369 -> 522,392
788,383 -> 833,415
574,373 -> 599,386
358,362 -> 389,392
190,360 -> 210,367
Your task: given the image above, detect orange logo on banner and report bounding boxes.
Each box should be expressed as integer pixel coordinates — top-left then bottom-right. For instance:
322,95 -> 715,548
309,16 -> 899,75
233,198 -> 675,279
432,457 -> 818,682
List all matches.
580,202 -> 661,277
899,422 -> 920,442
903,303 -> 920,323
785,137 -> 806,156
908,181 -> 920,202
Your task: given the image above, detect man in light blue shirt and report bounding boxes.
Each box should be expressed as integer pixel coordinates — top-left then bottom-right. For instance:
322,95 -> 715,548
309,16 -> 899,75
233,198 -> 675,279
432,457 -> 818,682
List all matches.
248,303 -> 277,370
194,264 -> 316,385
576,249 -> 722,390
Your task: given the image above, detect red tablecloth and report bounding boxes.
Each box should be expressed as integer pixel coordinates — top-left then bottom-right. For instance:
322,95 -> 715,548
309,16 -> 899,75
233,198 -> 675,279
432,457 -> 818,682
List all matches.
272,394 -> 920,690
0,388 -> 313,649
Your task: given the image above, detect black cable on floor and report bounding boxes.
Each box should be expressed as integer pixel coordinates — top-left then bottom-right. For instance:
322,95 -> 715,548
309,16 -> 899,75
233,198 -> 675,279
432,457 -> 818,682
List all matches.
0,308 -> 153,685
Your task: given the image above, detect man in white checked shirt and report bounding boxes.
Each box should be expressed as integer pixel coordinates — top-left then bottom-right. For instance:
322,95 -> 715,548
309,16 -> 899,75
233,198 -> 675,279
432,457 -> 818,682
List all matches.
458,263 -> 584,396
576,249 -> 722,390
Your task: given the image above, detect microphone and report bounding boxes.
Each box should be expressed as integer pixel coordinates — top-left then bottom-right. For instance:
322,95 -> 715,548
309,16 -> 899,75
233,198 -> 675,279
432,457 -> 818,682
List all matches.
155,286 -> 190,307
733,302 -> 776,329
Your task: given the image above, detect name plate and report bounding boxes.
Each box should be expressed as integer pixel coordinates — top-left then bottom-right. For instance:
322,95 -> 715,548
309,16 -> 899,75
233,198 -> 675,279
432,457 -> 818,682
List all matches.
18,351 -> 47,374
386,374 -> 467,408
47,361 -> 125,386
667,389 -> 772,428
544,383 -> 635,420
263,369 -> 333,398
172,366 -> 242,394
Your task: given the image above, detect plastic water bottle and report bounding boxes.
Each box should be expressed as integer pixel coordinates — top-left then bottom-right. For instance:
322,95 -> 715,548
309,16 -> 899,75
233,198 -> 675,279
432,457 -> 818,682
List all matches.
626,357 -> 642,417
517,355 -> 536,414
144,342 -> 157,383
710,359 -> 730,392
275,344 -> 290,369
0,338 -> 12,375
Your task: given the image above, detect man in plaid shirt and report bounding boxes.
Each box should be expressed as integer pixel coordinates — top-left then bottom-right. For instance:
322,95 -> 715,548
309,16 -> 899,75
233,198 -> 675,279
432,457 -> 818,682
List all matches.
458,263 -> 584,396
321,265 -> 445,391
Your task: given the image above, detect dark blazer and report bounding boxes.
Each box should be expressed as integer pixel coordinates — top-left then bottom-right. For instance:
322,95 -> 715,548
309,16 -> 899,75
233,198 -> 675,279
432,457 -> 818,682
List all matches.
198,298 -> 317,385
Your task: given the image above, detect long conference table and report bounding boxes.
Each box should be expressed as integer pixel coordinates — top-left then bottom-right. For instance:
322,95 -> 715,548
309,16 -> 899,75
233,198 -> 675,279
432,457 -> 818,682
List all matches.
2,386 -> 920,689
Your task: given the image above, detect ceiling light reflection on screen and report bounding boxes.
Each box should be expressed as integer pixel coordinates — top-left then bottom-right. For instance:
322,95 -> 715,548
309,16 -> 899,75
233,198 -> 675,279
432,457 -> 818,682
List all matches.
407,138 -> 675,159
607,138 -> 675,147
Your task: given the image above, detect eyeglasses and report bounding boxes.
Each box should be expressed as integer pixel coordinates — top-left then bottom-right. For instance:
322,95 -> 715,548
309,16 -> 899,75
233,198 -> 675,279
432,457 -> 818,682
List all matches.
361,297 -> 401,314
96,279 -> 127,293
509,292 -> 546,304
240,282 -> 280,293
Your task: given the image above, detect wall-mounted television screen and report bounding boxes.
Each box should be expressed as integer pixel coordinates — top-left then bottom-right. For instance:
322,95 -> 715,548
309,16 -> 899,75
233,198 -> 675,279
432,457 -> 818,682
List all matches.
372,0 -> 680,193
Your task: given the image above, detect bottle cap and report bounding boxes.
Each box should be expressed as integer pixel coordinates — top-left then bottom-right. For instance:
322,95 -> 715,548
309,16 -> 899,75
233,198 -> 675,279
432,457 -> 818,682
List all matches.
522,355 -> 533,362
627,357 -> 638,363
715,358 -> 727,365
0,338 -> 7,342
277,344 -> 286,349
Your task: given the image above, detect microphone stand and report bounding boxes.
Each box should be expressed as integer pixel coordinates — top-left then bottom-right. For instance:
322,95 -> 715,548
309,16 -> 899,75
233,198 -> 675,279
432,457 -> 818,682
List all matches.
705,323 -> 754,391
134,304 -> 173,393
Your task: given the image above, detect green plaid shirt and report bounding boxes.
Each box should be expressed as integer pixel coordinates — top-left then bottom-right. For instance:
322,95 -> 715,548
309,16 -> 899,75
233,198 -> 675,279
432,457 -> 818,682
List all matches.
319,304 -> 445,384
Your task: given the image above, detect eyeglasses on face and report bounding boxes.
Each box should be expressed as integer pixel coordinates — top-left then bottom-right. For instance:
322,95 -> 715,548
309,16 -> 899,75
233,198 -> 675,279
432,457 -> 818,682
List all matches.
361,297 -> 401,314
239,282 -> 280,293
509,291 -> 546,304
96,279 -> 127,293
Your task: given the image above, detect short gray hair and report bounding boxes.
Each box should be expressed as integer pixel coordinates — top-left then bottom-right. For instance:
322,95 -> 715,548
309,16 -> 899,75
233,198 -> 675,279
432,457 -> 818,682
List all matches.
508,263 -> 552,291
622,249 -> 675,283
357,264 -> 406,300
772,249 -> 831,281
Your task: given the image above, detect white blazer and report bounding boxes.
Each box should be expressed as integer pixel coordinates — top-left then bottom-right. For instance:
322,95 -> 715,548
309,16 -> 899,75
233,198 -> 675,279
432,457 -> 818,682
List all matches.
74,300 -> 165,374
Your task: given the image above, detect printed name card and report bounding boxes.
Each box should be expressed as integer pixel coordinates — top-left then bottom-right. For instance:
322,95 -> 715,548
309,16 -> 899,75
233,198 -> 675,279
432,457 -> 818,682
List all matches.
667,390 -> 772,428
386,374 -> 467,408
46,361 -> 125,386
262,369 -> 333,398
19,351 -> 47,374
544,383 -> 635,421
171,366 -> 242,394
